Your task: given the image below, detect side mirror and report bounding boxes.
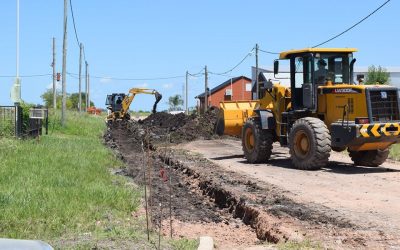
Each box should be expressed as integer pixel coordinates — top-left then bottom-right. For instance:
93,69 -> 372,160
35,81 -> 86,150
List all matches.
274,60 -> 279,75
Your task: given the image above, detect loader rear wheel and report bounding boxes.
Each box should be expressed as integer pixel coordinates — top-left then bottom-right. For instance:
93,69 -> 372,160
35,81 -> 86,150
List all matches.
348,148 -> 389,167
289,117 -> 331,170
242,118 -> 274,163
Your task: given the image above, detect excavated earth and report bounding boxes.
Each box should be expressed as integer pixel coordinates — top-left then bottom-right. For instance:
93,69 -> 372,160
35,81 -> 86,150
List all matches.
104,111 -> 398,249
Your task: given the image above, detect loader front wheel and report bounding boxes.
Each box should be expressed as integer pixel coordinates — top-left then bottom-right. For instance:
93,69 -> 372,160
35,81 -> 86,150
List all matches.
289,117 -> 331,170
242,118 -> 274,163
348,148 -> 389,167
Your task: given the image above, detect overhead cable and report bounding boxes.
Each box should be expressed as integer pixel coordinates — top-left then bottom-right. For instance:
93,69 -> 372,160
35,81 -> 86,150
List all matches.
0,74 -> 52,78
210,47 -> 255,75
188,68 -> 205,77
67,71 -> 185,81
259,48 -> 279,55
312,0 -> 391,47
69,0 -> 81,48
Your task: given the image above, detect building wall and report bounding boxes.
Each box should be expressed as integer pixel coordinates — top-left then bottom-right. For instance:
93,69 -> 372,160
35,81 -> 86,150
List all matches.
253,66 -> 400,94
198,78 -> 252,112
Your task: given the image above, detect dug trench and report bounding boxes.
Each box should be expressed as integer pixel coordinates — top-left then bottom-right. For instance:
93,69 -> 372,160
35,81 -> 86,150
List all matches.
104,111 -> 384,249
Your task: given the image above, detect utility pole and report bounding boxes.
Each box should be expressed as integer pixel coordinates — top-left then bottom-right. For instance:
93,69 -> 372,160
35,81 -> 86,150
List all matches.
204,65 -> 208,113
85,61 -> 88,111
185,70 -> 188,115
52,37 -> 56,110
255,43 -> 259,99
78,43 -> 83,113
87,70 -> 90,109
61,0 -> 68,126
11,0 -> 21,105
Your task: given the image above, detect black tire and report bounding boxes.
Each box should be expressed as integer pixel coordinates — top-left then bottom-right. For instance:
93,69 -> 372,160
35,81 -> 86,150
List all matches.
332,146 -> 346,152
348,148 -> 389,167
289,117 -> 331,170
242,118 -> 274,163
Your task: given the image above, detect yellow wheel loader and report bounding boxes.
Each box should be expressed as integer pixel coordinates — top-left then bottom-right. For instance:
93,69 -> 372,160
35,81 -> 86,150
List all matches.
106,88 -> 162,123
219,48 -> 399,169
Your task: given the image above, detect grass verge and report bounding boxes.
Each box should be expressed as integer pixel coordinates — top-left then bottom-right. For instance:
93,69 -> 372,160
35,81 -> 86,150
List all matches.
389,144 -> 400,161
0,112 -> 147,248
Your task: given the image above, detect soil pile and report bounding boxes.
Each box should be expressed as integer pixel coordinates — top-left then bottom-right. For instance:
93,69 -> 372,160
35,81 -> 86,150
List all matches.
128,109 -> 220,144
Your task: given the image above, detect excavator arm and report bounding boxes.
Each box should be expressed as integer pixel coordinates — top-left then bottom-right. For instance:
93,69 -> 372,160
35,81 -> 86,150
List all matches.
120,88 -> 162,117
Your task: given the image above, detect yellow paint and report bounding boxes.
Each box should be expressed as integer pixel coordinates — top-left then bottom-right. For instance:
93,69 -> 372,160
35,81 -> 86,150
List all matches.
219,100 -> 258,136
349,142 -> 393,151
371,124 -> 381,137
279,48 -> 358,59
318,84 -> 368,127
392,123 -> 400,136
360,124 -> 370,138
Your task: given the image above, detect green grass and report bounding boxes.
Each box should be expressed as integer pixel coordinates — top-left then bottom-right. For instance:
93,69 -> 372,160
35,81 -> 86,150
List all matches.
389,144 -> 400,160
0,112 -> 142,246
169,238 -> 199,250
278,239 -> 322,250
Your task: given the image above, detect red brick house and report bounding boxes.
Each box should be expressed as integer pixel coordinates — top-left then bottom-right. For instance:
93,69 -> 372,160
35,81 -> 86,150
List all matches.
195,76 -> 252,112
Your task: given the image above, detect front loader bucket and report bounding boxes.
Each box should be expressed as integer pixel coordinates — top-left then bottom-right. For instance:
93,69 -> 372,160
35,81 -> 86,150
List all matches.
218,100 -> 259,136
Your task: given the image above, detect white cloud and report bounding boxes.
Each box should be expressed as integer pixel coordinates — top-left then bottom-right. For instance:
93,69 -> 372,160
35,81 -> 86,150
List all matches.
162,83 -> 173,89
46,82 -> 61,90
100,77 -> 112,83
134,83 -> 148,88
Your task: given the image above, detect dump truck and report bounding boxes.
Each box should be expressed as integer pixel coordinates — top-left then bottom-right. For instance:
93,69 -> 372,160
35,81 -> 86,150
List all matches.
106,88 -> 162,123
219,48 -> 400,169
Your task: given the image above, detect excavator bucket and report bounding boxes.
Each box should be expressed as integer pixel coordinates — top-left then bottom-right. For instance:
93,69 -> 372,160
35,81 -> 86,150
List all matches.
152,91 -> 162,114
218,100 -> 259,136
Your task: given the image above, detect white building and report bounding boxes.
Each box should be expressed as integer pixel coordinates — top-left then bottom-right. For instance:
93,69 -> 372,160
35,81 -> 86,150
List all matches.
251,66 -> 400,99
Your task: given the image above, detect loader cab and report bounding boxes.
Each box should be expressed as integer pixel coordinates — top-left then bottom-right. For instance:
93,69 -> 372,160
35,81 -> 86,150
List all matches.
274,48 -> 357,111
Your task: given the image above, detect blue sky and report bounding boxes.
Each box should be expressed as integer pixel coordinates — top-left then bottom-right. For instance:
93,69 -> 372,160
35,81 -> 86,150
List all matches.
0,0 -> 399,111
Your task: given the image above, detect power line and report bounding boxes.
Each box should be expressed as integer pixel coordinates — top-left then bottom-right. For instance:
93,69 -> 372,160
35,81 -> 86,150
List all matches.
67,71 -> 185,81
188,68 -> 205,77
258,48 -> 279,55
210,47 -> 254,75
313,0 -> 391,47
69,0 -> 81,48
0,74 -> 52,78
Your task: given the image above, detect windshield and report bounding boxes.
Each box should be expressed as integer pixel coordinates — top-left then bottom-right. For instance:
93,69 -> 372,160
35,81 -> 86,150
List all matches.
314,53 -> 353,84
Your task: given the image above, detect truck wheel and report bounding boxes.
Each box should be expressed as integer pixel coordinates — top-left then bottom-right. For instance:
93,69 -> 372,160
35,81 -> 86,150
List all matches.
348,148 -> 389,167
242,118 -> 274,163
289,117 -> 331,170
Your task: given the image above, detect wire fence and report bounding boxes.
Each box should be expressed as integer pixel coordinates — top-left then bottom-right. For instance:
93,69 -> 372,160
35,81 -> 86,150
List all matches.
0,106 -> 18,137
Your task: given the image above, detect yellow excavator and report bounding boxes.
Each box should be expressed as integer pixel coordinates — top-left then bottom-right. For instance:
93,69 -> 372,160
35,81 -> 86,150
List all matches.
219,48 -> 400,169
106,88 -> 162,123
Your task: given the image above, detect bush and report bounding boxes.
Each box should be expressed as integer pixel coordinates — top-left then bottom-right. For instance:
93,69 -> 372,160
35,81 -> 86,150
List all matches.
365,65 -> 390,85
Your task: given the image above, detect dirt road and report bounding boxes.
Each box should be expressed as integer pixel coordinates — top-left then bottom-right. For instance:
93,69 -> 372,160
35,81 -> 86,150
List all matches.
181,138 -> 400,247
107,114 -> 400,249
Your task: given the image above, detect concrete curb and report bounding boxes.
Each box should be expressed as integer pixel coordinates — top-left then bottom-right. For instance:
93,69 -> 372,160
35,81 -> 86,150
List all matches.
198,236 -> 214,250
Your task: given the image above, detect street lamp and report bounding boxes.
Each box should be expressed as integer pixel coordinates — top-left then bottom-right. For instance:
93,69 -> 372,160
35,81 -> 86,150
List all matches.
11,0 -> 21,105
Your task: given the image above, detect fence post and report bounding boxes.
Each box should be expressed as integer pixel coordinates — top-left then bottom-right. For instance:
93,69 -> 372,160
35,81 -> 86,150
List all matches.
15,105 -> 23,138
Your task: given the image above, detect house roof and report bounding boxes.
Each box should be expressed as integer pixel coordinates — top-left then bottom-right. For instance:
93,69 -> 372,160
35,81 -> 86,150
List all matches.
195,76 -> 251,99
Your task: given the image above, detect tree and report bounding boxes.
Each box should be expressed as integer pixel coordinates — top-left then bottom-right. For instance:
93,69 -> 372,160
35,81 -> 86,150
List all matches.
41,90 -> 94,110
69,93 -> 94,110
168,94 -> 184,111
40,89 -> 62,109
365,65 -> 390,85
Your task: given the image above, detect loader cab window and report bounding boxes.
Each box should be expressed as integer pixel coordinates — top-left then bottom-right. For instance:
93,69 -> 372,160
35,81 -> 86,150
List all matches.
313,53 -> 353,84
291,56 -> 313,109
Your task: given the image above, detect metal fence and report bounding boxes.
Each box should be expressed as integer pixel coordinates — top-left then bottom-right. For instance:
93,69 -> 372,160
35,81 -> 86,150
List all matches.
0,106 -> 22,137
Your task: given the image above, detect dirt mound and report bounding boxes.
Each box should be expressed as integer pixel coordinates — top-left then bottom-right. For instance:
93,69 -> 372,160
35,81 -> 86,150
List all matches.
129,109 -> 220,144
